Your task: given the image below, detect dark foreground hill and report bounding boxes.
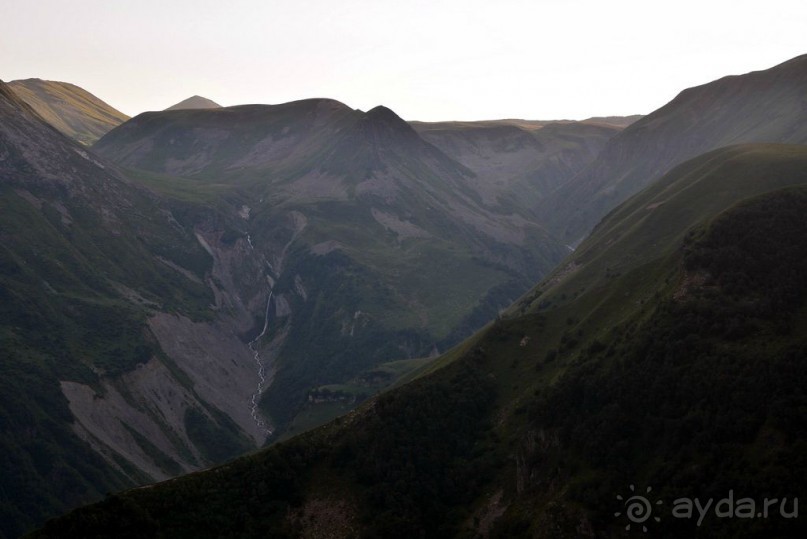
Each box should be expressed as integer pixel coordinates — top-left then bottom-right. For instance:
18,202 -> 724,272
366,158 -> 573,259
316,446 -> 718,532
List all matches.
32,144 -> 807,538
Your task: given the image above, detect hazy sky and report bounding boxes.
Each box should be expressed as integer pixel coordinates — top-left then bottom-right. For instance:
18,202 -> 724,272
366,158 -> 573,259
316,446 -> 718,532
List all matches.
2,0 -> 805,120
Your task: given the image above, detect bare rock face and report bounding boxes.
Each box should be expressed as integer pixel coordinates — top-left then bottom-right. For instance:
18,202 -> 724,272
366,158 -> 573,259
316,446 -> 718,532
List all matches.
146,313 -> 267,444
414,120 -> 622,212
61,361 -> 202,482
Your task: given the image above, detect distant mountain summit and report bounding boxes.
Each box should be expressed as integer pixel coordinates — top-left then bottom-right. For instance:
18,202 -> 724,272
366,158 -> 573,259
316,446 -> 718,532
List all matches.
7,78 -> 129,145
165,95 -> 222,111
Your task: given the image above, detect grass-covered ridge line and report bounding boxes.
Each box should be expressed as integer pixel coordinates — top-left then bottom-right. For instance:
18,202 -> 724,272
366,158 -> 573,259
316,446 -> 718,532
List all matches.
8,79 -> 129,145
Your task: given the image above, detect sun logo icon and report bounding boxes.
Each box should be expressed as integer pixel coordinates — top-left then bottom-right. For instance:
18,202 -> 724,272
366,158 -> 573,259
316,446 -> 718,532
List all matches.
614,484 -> 663,532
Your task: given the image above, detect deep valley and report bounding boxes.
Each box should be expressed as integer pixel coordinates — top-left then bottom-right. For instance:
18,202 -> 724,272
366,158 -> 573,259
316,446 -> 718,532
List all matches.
2,52 -> 806,538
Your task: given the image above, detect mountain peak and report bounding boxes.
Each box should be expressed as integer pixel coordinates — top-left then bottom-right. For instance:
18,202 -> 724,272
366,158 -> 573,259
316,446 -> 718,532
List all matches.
538,52 -> 807,244
363,104 -> 421,142
366,105 -> 403,123
165,95 -> 222,111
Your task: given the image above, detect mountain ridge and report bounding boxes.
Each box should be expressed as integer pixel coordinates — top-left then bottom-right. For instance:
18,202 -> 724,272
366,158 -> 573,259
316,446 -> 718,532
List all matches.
538,52 -> 807,244
8,78 -> 129,145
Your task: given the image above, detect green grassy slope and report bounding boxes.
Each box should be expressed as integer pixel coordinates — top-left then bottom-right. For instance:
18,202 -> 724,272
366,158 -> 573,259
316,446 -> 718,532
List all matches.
8,79 -> 129,145
32,144 -> 807,538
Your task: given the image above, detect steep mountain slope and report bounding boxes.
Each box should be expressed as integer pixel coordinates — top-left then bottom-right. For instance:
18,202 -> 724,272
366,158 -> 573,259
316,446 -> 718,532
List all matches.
93,100 -> 572,434
7,79 -> 129,145
0,81 -> 273,537
35,144 -> 807,538
164,96 -> 222,111
540,53 -> 807,244
412,120 -> 624,216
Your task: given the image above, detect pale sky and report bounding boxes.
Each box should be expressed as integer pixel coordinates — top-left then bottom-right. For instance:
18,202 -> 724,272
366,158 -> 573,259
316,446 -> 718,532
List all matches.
2,0 -> 805,121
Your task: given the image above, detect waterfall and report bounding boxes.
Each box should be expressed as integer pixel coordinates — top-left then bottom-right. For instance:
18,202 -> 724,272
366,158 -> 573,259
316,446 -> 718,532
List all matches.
248,291 -> 273,435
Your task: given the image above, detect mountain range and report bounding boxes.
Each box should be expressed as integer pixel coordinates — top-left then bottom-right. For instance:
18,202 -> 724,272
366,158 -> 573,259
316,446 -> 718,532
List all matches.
90,97 -> 618,437
2,52 -> 807,538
